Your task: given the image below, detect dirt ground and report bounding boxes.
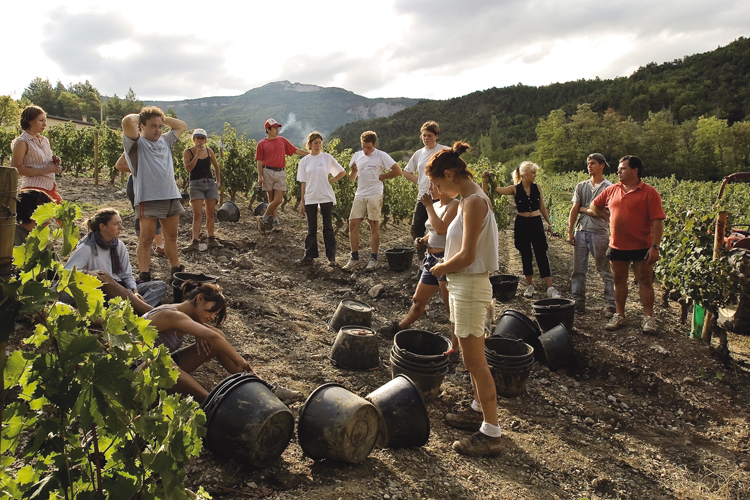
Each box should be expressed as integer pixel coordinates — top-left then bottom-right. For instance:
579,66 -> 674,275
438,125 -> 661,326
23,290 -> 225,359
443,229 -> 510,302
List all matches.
34,177 -> 750,499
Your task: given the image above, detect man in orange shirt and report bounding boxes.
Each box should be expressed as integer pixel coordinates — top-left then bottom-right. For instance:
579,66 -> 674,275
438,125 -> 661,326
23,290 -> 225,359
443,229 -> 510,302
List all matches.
590,155 -> 665,334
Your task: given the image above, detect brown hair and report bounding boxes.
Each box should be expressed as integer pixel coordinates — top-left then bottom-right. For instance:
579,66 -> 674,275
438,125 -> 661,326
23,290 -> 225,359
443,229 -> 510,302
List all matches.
420,121 -> 440,136
138,106 -> 165,128
183,282 -> 227,325
360,130 -> 377,145
20,105 -> 45,131
85,208 -> 119,232
16,189 -> 53,224
425,141 -> 472,180
306,130 -> 323,151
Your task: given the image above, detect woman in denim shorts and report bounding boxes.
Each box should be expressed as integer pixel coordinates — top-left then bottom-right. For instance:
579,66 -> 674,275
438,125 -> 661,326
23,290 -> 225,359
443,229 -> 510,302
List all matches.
381,183 -> 459,351
183,128 -> 222,251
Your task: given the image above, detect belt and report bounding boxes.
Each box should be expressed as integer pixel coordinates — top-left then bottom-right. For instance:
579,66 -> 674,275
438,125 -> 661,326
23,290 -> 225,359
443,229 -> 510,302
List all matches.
264,166 -> 284,171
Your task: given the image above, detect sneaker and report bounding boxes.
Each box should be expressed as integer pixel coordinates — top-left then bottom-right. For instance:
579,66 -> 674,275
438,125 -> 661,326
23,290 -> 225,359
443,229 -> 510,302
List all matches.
272,219 -> 281,232
575,300 -> 586,314
605,312 -> 628,331
155,246 -> 166,257
271,381 -> 305,405
642,316 -> 658,335
207,237 -> 223,249
296,257 -> 315,267
365,258 -> 379,271
342,258 -> 361,271
183,240 -> 200,253
452,431 -> 503,457
445,411 -> 484,431
381,320 -> 401,339
547,286 -> 561,299
523,285 -> 534,298
604,306 -> 616,318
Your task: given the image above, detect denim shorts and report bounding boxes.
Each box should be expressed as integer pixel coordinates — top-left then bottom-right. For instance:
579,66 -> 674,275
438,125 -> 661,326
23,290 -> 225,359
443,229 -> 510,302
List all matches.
189,178 -> 219,201
419,252 -> 447,286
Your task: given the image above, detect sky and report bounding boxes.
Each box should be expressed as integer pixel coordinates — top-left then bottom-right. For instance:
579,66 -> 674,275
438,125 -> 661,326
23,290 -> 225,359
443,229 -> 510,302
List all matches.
3,0 -> 749,103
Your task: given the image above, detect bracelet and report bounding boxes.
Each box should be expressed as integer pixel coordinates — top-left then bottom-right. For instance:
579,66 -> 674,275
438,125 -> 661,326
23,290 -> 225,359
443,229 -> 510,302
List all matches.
651,245 -> 659,249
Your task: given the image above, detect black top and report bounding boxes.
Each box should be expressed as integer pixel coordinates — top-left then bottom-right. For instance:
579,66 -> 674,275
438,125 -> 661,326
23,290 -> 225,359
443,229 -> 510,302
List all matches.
514,183 -> 540,212
188,149 -> 214,181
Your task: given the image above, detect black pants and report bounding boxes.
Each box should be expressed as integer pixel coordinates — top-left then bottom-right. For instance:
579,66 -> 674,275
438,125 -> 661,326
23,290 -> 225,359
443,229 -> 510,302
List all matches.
514,215 -> 551,278
304,202 -> 335,260
410,200 -> 429,239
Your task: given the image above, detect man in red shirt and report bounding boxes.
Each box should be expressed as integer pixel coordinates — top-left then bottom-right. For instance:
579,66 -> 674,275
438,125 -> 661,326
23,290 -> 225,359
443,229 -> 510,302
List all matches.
255,118 -> 307,233
590,155 -> 665,334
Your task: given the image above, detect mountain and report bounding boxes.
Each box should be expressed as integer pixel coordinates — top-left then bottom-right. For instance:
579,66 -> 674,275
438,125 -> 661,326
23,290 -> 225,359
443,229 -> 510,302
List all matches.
146,81 -> 419,145
331,36 -> 750,155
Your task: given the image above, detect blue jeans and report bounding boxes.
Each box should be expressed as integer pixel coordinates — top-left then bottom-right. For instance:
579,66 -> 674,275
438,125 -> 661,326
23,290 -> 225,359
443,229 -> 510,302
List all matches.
571,230 -> 614,307
137,280 -> 168,307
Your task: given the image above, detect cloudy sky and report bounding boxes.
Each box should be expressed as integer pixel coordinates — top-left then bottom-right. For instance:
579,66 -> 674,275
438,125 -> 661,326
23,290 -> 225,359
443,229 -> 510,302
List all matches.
3,0 -> 749,102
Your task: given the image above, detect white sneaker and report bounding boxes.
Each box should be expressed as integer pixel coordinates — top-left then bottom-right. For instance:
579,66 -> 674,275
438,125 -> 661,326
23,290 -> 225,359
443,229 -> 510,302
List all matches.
642,316 -> 658,335
365,258 -> 379,271
546,286 -> 561,299
342,258 -> 361,271
523,285 -> 534,298
605,313 -> 629,331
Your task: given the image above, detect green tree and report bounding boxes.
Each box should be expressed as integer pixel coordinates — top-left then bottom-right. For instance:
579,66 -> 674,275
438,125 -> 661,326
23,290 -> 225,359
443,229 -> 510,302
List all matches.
641,110 -> 678,177
535,109 -> 575,172
568,103 -> 603,162
694,116 -> 730,180
22,77 -> 57,112
0,95 -> 22,129
729,121 -> 750,171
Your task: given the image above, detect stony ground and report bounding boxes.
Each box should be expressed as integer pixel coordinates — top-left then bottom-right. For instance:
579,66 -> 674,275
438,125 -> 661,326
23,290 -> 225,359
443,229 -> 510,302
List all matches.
35,178 -> 750,499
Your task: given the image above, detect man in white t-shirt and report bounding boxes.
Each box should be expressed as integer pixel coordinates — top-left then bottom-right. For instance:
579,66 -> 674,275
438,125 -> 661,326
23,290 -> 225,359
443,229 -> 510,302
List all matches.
343,131 -> 402,271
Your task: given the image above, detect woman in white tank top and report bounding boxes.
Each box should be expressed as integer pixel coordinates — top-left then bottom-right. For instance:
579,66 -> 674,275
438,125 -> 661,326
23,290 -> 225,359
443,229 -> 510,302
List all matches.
428,142 -> 503,457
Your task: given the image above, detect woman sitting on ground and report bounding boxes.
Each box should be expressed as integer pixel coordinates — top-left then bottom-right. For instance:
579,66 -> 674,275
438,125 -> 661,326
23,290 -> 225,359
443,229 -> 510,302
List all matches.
144,282 -> 303,405
382,183 -> 459,353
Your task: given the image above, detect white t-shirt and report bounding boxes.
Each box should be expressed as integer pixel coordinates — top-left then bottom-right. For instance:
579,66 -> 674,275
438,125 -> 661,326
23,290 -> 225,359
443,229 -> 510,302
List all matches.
349,149 -> 397,197
297,152 -> 345,205
404,144 -> 448,198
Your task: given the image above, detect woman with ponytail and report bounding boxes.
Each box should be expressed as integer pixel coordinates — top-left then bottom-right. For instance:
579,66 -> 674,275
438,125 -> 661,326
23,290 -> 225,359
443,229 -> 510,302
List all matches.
428,142 -> 503,457
144,282 -> 304,405
482,161 -> 560,299
64,208 -> 167,315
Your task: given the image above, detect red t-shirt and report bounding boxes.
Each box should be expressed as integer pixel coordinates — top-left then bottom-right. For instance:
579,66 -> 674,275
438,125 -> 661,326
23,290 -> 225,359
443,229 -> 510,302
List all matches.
256,136 -> 297,169
592,181 -> 666,250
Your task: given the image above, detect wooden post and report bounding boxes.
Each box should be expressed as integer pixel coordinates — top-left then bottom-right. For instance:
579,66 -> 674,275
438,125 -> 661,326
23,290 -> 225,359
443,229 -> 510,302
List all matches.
0,166 -> 19,431
94,131 -> 99,186
703,211 -> 728,344
219,145 -> 224,206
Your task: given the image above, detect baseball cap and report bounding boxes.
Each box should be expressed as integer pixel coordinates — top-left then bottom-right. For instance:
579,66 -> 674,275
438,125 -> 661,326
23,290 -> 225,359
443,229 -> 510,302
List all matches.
587,153 -> 609,168
264,118 -> 282,129
192,128 -> 207,138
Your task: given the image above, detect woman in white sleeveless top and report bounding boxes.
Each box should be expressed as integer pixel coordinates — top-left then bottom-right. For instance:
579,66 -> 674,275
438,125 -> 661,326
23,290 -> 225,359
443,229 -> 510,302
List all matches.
428,142 -> 502,457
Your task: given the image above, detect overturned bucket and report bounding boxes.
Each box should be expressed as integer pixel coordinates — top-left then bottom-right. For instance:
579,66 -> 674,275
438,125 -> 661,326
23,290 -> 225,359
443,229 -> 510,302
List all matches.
329,299 -> 373,332
216,201 -> 240,222
201,373 -> 294,467
538,323 -> 577,371
329,326 -> 380,371
298,383 -> 380,464
366,375 -> 430,449
254,201 -> 269,217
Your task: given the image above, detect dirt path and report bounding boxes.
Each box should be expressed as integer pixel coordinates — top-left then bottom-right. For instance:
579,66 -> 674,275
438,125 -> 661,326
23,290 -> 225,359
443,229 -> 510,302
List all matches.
36,178 -> 750,498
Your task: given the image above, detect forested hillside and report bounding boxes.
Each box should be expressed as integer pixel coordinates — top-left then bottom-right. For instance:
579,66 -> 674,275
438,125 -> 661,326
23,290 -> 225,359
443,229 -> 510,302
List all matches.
332,36 -> 750,178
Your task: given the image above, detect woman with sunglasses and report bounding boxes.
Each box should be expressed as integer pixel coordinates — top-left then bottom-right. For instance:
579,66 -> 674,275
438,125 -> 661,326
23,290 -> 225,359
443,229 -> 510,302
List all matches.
183,128 -> 222,252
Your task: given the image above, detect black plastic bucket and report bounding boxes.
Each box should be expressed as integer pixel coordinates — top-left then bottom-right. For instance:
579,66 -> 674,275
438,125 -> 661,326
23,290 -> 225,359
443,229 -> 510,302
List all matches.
532,298 -> 576,333
484,337 -> 535,366
201,373 -> 294,467
216,201 -> 240,222
172,272 -> 218,303
390,348 -> 449,373
365,375 -> 430,449
390,357 -> 448,403
297,383 -> 380,464
254,202 -> 269,217
329,326 -> 380,371
492,310 -> 542,360
489,274 -> 521,301
538,323 -> 577,371
385,247 -> 416,272
489,358 -> 533,398
329,299 -> 373,332
393,329 -> 450,363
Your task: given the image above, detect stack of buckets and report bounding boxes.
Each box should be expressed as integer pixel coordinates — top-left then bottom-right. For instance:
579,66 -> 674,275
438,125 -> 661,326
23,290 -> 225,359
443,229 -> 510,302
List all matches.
389,329 -> 450,402
484,337 -> 534,397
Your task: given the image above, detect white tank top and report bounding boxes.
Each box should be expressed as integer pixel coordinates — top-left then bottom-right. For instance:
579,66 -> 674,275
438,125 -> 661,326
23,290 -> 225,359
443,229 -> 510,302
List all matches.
445,194 -> 499,274
425,199 -> 456,250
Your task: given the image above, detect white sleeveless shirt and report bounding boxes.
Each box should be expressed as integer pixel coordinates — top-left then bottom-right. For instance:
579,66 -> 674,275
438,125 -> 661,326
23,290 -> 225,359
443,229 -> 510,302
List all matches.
445,194 -> 499,274
425,199 -> 456,250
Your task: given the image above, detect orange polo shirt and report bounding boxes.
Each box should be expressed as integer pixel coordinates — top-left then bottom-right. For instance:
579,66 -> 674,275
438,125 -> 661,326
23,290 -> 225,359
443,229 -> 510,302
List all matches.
592,181 -> 665,250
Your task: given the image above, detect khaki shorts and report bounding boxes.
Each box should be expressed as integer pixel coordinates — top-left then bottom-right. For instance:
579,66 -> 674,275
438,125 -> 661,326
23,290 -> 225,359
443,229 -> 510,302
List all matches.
262,168 -> 287,192
349,195 -> 383,221
446,272 -> 492,338
138,199 -> 185,219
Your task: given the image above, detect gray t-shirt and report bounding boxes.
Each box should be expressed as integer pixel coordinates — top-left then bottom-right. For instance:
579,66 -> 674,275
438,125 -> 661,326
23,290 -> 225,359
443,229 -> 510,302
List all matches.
123,130 -> 181,205
572,178 -> 612,234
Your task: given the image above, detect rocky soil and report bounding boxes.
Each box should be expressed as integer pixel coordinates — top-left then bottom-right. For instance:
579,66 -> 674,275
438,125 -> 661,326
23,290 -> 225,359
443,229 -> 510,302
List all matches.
29,177 -> 750,499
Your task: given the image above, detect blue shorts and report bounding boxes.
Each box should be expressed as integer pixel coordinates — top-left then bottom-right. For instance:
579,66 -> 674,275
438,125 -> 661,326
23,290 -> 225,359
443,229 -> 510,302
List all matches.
419,252 -> 447,286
